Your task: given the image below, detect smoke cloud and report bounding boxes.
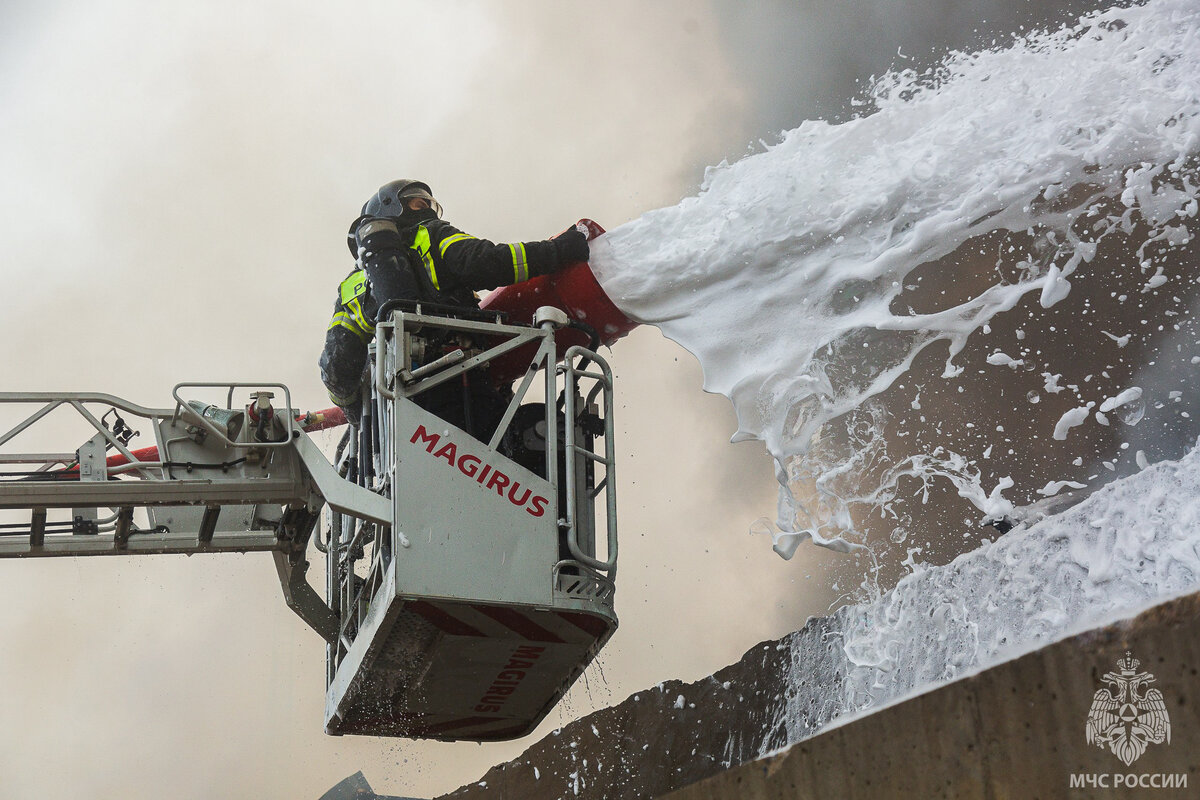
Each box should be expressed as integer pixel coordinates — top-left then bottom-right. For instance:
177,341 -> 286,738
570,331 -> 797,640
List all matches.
0,1 -> 1110,797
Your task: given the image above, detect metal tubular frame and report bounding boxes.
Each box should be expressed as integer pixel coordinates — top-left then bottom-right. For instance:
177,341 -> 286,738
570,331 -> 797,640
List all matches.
170,382 -> 297,451
0,388 -> 310,550
0,386 -> 385,644
561,346 -> 618,576
329,309 -> 555,673
325,307 -> 620,688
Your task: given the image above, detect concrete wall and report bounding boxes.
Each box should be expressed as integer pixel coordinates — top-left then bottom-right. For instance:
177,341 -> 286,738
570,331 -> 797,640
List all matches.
668,593 -> 1200,799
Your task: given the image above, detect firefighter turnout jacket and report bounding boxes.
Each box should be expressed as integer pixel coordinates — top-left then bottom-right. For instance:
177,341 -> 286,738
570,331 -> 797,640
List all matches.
319,211 -> 586,418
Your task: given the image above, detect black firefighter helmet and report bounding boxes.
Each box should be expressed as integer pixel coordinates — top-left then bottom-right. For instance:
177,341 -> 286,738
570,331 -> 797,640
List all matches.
362,179 -> 443,219
347,179 -> 444,256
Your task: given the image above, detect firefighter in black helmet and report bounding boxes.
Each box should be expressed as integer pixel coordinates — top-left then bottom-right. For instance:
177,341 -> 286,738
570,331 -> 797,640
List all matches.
319,179 -> 590,426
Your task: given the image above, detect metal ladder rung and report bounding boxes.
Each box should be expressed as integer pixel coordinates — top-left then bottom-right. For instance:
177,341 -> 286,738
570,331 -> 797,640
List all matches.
566,368 -> 611,385
588,476 -> 609,500
568,444 -> 611,465
0,453 -> 76,464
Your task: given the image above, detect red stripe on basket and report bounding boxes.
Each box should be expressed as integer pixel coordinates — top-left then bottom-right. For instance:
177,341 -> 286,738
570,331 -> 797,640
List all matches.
557,610 -> 610,639
471,605 -> 565,643
417,716 -> 502,735
408,601 -> 485,637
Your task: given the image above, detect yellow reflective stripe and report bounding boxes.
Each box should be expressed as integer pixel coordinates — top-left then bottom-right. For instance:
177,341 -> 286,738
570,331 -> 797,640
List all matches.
328,313 -> 366,340
339,270 -> 367,305
439,232 -> 475,257
350,299 -> 376,338
328,304 -> 372,343
508,242 -> 528,283
327,387 -> 359,406
412,226 -> 439,289
347,298 -> 370,332
328,314 -> 371,343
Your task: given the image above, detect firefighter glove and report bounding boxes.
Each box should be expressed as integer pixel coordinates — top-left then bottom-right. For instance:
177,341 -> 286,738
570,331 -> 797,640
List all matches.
555,227 -> 590,264
354,217 -> 403,256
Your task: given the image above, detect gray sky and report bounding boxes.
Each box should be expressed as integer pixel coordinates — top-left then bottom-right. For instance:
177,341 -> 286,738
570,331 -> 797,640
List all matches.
0,1 -> 1103,797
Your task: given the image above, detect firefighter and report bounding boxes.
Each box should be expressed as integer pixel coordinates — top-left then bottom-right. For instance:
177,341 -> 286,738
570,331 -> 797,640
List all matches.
319,179 -> 589,428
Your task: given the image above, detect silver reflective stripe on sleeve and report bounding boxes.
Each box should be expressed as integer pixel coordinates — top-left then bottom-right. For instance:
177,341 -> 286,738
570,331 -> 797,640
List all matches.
439,232 -> 475,257
507,242 -> 529,283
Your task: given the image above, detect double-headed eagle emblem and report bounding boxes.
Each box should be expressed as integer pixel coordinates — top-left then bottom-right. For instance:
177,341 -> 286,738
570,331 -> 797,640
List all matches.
1085,651 -> 1171,765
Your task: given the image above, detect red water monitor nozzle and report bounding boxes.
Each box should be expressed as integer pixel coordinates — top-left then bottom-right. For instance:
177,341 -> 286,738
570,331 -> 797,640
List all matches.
479,220 -> 637,381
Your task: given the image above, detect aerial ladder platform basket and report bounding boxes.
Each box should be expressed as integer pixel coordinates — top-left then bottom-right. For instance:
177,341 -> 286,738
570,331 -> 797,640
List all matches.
325,299 -> 619,740
0,225 -> 631,742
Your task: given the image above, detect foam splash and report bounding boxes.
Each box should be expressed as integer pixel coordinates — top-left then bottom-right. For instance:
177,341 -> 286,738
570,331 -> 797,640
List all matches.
774,435 -> 1200,748
592,0 -> 1200,559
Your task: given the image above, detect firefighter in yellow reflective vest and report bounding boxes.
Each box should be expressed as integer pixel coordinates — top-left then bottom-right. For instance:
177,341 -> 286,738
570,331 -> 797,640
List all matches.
319,179 -> 589,426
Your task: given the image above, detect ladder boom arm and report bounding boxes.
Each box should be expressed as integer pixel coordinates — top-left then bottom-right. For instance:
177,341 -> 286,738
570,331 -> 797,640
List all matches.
0,388 -> 388,643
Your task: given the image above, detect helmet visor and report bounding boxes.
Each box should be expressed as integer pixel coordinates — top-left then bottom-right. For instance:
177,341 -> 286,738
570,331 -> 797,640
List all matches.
397,186 -> 443,218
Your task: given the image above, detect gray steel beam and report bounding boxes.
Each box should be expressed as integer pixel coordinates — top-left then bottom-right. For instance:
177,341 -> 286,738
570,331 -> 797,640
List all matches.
0,478 -> 308,509
0,530 -> 281,558
274,550 -> 339,643
290,431 -> 391,525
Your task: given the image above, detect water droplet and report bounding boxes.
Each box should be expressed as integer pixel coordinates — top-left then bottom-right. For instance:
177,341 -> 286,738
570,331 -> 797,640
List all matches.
1026,391 -> 1041,404
1116,396 -> 1146,426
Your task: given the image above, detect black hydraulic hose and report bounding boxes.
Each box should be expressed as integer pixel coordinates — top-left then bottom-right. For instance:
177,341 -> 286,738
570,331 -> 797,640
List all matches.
0,521 -> 74,531
553,320 -> 603,416
375,298 -> 408,321
567,319 -> 601,352
334,426 -> 351,472
161,458 -> 248,473
376,297 -> 508,324
346,431 -> 359,486
2,471 -> 90,481
359,404 -> 374,484
0,521 -> 168,536
370,395 -> 382,472
461,373 -> 474,438
316,427 -> 354,555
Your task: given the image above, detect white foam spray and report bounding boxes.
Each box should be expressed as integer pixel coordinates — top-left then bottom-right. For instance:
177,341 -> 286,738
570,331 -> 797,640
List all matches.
591,0 -> 1200,559
771,438 -> 1200,750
